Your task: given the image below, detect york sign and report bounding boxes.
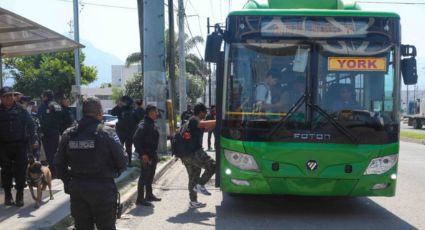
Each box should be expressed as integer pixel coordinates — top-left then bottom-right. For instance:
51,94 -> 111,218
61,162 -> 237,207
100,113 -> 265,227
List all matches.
328,57 -> 387,72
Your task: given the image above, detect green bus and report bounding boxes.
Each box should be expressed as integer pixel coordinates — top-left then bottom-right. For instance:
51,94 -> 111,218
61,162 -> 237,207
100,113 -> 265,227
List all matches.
205,0 -> 418,197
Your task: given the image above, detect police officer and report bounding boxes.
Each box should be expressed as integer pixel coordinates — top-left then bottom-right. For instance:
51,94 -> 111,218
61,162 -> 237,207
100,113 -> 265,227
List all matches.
0,87 -> 37,207
134,99 -> 145,124
38,90 -> 62,177
60,98 -> 75,134
133,105 -> 161,206
55,97 -> 127,230
181,104 -> 194,125
111,95 -> 138,167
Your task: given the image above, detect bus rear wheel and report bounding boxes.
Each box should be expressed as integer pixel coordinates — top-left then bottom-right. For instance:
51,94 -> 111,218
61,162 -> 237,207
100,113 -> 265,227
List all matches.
413,119 -> 423,129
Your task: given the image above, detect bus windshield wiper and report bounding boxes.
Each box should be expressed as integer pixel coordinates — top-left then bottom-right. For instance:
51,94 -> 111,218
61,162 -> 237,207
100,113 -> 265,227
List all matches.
308,103 -> 359,144
267,94 -> 306,140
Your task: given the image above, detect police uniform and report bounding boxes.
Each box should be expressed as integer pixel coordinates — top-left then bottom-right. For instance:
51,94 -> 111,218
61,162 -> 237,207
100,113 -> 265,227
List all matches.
133,116 -> 160,204
55,116 -> 127,230
112,104 -> 137,166
38,99 -> 62,177
0,87 -> 36,206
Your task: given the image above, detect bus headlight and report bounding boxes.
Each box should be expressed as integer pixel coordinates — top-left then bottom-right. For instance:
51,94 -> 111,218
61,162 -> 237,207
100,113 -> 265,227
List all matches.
224,149 -> 259,171
364,154 -> 398,175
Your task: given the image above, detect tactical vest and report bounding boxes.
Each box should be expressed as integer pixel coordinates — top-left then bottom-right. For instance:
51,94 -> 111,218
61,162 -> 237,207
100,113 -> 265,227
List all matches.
0,106 -> 28,142
67,124 -> 104,178
40,101 -> 62,136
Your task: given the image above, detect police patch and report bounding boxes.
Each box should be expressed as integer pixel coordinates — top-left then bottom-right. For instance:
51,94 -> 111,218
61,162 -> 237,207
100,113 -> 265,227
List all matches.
69,140 -> 95,149
111,133 -> 120,144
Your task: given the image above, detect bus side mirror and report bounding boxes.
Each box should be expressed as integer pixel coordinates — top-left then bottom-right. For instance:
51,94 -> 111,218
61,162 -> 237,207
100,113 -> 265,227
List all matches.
401,57 -> 418,85
205,31 -> 223,63
401,45 -> 418,85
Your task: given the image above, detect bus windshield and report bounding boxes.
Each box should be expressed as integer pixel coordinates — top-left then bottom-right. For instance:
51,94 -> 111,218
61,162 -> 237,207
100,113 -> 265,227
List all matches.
222,40 -> 398,144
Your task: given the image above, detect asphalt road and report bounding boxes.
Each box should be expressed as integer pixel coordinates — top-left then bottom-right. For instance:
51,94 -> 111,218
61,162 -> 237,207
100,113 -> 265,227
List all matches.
401,122 -> 425,134
117,141 -> 425,230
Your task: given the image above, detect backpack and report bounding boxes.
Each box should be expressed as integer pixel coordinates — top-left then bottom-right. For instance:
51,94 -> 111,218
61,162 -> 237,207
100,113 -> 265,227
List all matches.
171,121 -> 194,157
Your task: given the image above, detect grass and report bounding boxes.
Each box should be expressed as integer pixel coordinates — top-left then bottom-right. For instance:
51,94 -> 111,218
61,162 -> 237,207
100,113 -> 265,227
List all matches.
401,131 -> 425,140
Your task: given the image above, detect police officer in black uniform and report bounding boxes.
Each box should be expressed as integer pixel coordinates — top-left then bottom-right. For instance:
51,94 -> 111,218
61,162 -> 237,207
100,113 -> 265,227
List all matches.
133,104 -> 161,206
0,87 -> 37,207
38,90 -> 62,177
181,104 -> 194,125
55,97 -> 127,230
111,95 -> 138,167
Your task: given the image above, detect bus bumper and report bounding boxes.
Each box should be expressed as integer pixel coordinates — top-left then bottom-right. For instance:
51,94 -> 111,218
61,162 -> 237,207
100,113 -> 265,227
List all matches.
220,162 -> 397,197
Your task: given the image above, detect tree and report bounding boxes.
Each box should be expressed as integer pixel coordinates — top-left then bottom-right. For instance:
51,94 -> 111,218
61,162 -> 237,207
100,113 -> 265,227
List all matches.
4,51 -> 97,100
125,30 -> 207,110
186,73 -> 205,104
111,86 -> 123,103
124,73 -> 144,100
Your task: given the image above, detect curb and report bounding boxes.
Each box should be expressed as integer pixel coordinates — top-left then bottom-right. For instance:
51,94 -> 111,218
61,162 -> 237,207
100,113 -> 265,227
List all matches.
119,157 -> 178,213
54,157 -> 177,229
400,137 -> 425,145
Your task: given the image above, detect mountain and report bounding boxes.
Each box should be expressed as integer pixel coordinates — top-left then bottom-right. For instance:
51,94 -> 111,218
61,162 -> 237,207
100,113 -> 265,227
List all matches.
81,40 -> 123,87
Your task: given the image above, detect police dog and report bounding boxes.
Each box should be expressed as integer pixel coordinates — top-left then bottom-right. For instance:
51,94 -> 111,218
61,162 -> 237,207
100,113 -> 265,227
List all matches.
26,158 -> 54,209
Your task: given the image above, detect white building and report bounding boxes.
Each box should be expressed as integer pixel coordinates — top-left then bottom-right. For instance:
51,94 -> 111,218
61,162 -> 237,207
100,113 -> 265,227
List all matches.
81,87 -> 114,112
111,65 -> 142,88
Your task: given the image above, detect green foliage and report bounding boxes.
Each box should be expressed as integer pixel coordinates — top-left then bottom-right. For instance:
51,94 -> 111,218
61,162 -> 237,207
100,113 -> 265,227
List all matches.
124,73 -> 144,100
187,73 -> 205,104
111,86 -> 123,103
4,51 -> 97,100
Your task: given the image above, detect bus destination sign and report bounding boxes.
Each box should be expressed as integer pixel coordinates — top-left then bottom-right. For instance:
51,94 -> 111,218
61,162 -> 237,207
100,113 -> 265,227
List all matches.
328,57 -> 387,72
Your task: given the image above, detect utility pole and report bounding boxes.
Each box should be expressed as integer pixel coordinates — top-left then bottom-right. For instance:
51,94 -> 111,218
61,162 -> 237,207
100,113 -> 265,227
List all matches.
137,0 -> 144,70
0,47 -> 3,88
144,0 -> 167,154
207,18 -> 212,107
168,0 -> 178,129
178,0 -> 187,116
73,0 -> 82,120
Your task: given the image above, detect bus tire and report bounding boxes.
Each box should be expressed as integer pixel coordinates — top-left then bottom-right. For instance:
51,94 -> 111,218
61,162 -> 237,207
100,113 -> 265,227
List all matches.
413,119 -> 422,129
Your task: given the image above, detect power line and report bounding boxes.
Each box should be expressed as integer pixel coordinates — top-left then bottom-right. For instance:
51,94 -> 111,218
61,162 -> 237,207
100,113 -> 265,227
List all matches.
187,0 -> 204,38
184,15 -> 204,60
55,0 -> 137,10
357,1 -> 425,4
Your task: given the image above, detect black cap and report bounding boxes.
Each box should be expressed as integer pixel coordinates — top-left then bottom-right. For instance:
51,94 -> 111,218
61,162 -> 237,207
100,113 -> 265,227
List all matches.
0,87 -> 14,97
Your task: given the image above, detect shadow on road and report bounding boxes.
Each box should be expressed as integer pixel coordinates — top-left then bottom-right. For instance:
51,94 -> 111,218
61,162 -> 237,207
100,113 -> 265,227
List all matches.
125,204 -> 154,218
167,209 -> 215,227
216,194 -> 416,230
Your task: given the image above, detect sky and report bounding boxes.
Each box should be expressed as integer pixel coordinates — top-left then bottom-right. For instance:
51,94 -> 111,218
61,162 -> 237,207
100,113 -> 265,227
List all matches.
1,0 -> 424,86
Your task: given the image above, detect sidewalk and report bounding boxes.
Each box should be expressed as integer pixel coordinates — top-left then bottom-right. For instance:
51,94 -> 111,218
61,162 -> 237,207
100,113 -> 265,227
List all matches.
0,166 -> 138,229
0,157 -> 175,230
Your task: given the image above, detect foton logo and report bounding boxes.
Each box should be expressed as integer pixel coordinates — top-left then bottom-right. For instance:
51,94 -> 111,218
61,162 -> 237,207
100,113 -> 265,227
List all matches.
328,57 -> 386,72
294,133 -> 331,141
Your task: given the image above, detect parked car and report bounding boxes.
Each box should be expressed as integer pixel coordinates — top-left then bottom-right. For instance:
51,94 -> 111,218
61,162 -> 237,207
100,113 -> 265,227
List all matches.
104,118 -> 118,128
102,114 -> 117,123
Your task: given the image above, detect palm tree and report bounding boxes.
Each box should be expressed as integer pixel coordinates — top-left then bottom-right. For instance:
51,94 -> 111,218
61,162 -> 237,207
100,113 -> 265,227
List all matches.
126,30 -> 206,76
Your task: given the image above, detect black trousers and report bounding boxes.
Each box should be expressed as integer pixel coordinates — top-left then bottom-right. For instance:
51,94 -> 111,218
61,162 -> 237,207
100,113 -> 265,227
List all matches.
70,179 -> 117,230
42,135 -> 59,177
137,157 -> 158,200
0,142 -> 27,191
117,129 -> 134,166
207,131 -> 215,149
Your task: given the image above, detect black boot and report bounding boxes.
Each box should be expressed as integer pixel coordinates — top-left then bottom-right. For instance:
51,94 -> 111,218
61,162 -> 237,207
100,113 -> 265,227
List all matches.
146,195 -> 161,202
15,189 -> 24,207
4,188 -> 14,206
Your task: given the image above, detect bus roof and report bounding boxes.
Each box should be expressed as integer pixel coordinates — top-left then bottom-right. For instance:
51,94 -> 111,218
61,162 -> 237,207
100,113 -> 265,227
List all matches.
228,9 -> 400,18
229,0 -> 400,18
